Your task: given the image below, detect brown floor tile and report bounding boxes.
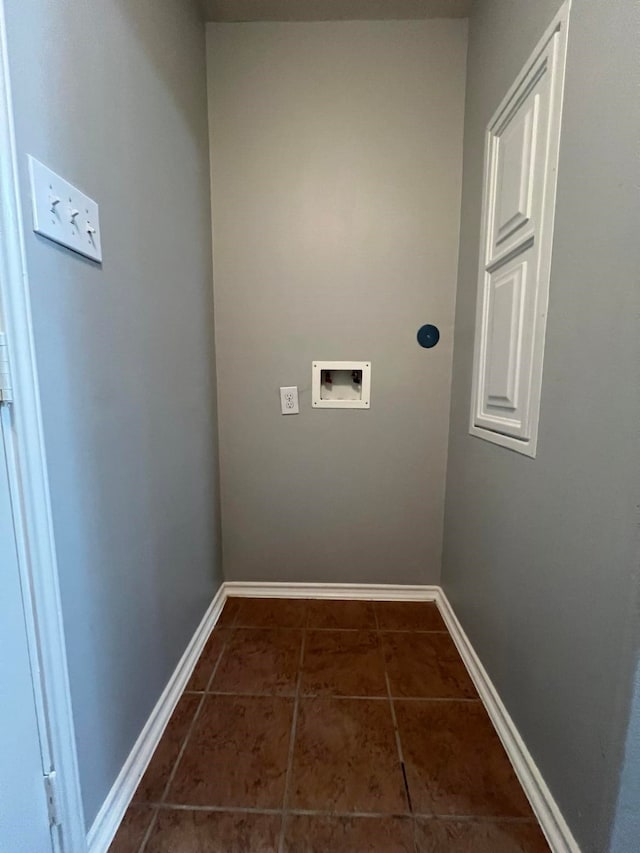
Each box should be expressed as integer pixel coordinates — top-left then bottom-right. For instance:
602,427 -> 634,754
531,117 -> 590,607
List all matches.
306,599 -> 377,630
108,805 -> 154,853
145,809 -> 281,852
395,701 -> 533,818
186,630 -> 228,691
414,818 -> 550,852
133,693 -> 201,803
234,597 -> 308,628
211,628 -> 302,695
217,598 -> 241,627
166,694 -> 294,808
383,632 -> 477,699
283,814 -> 415,852
289,697 -> 408,813
375,601 -> 446,631
301,630 -> 387,696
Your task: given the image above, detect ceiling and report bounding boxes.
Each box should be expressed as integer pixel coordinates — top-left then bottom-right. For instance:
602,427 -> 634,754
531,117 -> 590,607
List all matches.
203,0 -> 472,22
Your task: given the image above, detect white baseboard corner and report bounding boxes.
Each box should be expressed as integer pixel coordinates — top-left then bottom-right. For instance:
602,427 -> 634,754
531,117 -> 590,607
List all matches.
86,583 -> 226,853
223,581 -> 440,601
435,589 -> 581,853
87,580 -> 579,853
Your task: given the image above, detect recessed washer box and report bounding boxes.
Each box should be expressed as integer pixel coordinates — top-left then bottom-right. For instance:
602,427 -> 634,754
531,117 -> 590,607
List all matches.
312,361 -> 371,409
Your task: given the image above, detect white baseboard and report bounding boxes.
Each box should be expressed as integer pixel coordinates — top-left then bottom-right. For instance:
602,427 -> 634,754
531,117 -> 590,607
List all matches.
88,580 -> 579,853
223,581 -> 439,601
435,589 -> 580,853
86,584 -> 226,853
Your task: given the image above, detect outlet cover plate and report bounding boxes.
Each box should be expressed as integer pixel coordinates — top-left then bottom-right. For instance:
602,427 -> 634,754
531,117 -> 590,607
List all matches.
280,386 -> 299,414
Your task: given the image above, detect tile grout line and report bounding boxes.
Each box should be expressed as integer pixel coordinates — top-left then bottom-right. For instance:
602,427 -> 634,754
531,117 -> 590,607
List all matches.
137,611 -> 234,853
375,603 -> 414,818
152,803 -> 283,815
278,619 -> 307,853
139,801 -> 541,823
135,806 -> 159,853
375,602 -> 421,851
131,599 -> 532,850
182,689 -> 479,702
220,625 -> 450,634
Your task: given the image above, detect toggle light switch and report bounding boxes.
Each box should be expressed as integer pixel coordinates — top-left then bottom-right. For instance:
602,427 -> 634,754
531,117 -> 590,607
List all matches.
28,156 -> 102,262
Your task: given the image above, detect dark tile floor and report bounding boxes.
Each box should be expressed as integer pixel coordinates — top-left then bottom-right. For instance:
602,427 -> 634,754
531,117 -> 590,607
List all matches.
110,598 -> 549,852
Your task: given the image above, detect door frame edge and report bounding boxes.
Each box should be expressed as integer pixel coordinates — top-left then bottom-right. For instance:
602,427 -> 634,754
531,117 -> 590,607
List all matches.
0,2 -> 86,850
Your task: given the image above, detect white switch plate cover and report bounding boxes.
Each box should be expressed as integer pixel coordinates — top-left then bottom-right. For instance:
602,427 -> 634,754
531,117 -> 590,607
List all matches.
280,386 -> 299,414
28,156 -> 102,262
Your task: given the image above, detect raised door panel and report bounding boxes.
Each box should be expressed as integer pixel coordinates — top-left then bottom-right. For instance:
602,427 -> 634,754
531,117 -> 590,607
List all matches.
475,254 -> 533,439
486,56 -> 552,266
490,94 -> 539,255
486,262 -> 524,411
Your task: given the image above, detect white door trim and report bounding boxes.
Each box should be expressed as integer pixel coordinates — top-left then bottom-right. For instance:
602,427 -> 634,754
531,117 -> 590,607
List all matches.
0,3 -> 86,850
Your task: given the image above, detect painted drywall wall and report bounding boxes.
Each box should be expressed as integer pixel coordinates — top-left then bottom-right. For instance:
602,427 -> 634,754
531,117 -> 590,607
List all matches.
4,0 -> 222,828
204,0 -> 473,21
442,0 -> 640,849
207,20 -> 467,584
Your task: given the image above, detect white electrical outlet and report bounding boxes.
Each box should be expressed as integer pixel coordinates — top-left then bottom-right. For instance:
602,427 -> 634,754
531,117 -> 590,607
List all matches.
280,386 -> 299,415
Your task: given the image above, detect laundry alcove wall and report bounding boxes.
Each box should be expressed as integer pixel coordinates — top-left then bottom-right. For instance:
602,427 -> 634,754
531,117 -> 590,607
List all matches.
206,19 -> 468,584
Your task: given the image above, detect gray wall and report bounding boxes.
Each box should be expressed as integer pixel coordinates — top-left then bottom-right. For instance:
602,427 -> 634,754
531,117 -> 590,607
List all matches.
204,0 -> 473,21
442,0 -> 640,850
4,0 -> 222,828
207,20 -> 467,584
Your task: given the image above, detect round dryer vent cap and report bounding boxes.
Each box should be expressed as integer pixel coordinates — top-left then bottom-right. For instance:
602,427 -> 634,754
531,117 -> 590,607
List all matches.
417,324 -> 440,349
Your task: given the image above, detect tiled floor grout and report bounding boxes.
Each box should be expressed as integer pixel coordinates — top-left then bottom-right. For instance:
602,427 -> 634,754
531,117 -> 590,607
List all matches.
278,626 -> 307,853
378,618 -> 419,850
182,688 -> 480,702
380,695 -> 480,702
136,628 -> 233,852
112,599 -> 544,852
228,601 -> 242,629
135,806 -> 158,853
375,607 -> 414,821
385,671 -> 406,768
144,800 -> 542,822
154,802 -> 284,814
233,625 -> 449,634
417,814 -> 541,822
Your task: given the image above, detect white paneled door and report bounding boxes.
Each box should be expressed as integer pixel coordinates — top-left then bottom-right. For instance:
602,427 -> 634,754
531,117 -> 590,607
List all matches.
0,412 -> 54,852
469,1 -> 571,457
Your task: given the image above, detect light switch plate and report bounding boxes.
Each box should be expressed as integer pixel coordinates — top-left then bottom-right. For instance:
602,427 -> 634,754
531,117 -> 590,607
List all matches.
28,156 -> 102,262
